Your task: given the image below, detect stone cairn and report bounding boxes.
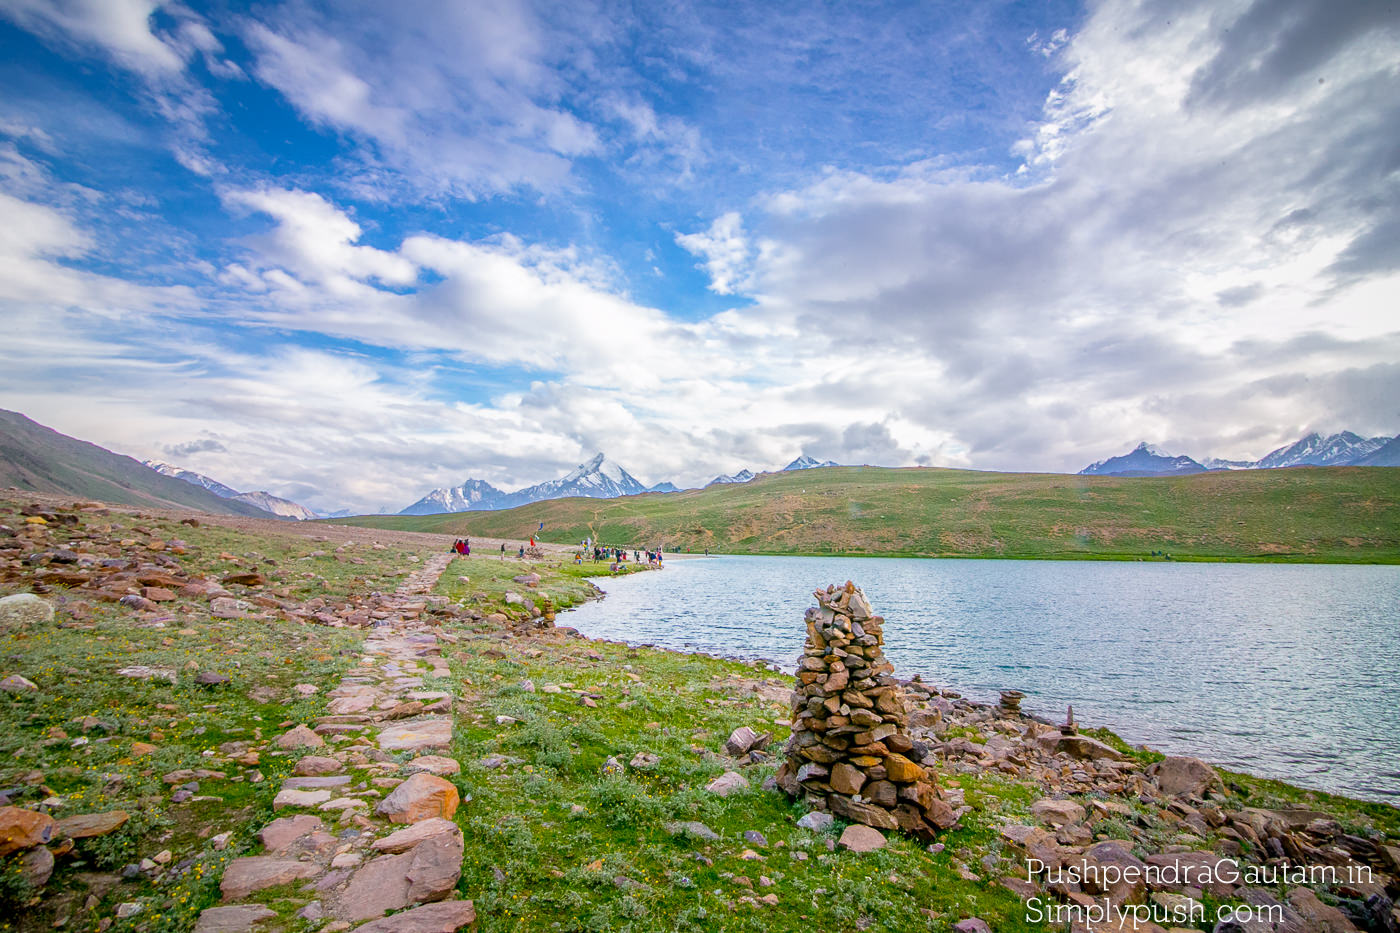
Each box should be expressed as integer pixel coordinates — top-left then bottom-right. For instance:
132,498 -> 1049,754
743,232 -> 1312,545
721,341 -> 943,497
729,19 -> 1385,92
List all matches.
776,582 -> 956,840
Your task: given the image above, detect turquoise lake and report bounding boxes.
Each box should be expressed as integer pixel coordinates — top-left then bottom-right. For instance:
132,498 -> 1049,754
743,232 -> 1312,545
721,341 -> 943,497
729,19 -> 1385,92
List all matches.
561,555 -> 1400,803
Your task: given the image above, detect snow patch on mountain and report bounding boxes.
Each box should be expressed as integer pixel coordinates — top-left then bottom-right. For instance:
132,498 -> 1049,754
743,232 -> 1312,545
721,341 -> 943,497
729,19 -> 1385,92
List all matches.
783,455 -> 839,471
399,453 -> 653,515
143,460 -> 240,498
1079,442 -> 1207,476
232,490 -> 319,521
707,469 -> 755,486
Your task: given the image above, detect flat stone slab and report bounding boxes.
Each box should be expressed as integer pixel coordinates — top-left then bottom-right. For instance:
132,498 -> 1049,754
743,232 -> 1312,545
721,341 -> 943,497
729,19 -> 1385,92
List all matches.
378,718 -> 453,753
352,900 -> 476,933
272,789 -> 333,810
370,818 -> 461,854
403,755 -> 460,776
281,776 -> 352,790
220,857 -> 320,900
259,815 -> 325,853
55,810 -> 129,839
194,905 -> 277,933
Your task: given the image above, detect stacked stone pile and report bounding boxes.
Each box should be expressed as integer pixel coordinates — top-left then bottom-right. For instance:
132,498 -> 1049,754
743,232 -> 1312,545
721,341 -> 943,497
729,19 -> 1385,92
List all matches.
776,581 -> 956,840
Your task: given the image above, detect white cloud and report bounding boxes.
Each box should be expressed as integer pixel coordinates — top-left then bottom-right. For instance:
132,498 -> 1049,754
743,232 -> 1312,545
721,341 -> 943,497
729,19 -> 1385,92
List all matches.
676,212 -> 752,295
0,0 -> 185,76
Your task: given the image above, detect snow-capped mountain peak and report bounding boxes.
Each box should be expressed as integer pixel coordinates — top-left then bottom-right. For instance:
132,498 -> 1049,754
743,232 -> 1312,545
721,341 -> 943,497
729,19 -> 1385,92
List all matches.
143,460 -> 240,498
783,455 -> 839,471
707,468 -> 755,486
399,453 -> 650,515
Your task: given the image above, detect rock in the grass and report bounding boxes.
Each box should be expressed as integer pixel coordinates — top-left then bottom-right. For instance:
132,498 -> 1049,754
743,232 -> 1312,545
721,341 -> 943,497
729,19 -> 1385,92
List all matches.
21,844 -> 54,887
194,671 -> 230,686
600,756 -> 625,777
664,821 -> 720,841
378,718 -> 452,753
951,920 -> 992,933
512,574 -> 541,586
796,811 -> 835,833
273,788 -> 333,810
219,856 -> 321,900
351,900 -> 477,933
704,771 -> 749,797
0,806 -> 55,856
725,726 -> 761,757
369,818 -> 461,854
276,724 -> 325,749
403,755 -> 461,777
293,756 -> 344,776
1030,798 -> 1086,828
1147,756 -> 1220,798
629,752 -> 660,770
0,594 -> 53,628
258,815 -> 325,854
193,904 -> 278,933
116,665 -> 177,683
55,810 -> 129,839
837,824 -> 886,853
0,674 -> 38,693
334,831 -> 464,921
374,773 -> 460,824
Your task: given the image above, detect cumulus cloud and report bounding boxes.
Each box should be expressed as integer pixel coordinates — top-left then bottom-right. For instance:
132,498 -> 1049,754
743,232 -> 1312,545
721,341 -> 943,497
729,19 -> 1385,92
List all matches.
676,212 -> 752,295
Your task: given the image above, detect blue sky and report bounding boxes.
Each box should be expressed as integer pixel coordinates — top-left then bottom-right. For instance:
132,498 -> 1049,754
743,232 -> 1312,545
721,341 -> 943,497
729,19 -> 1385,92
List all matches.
0,0 -> 1397,513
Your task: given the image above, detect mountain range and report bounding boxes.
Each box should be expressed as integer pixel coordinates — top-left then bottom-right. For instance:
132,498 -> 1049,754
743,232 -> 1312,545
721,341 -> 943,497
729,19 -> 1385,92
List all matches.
144,460 -> 319,520
1081,431 -> 1400,476
0,409 -> 269,518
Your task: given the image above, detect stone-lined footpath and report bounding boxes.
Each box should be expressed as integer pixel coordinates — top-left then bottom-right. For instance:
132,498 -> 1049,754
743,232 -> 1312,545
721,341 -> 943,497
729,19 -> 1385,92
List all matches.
198,552 -> 476,933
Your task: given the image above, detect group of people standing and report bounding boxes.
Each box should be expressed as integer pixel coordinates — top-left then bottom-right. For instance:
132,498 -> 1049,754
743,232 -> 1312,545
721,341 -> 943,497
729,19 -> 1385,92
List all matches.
450,538 -> 470,556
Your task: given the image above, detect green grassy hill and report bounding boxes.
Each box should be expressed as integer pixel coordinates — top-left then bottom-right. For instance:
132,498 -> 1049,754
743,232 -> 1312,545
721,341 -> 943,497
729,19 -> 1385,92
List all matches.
0,408 -> 268,517
330,465 -> 1400,562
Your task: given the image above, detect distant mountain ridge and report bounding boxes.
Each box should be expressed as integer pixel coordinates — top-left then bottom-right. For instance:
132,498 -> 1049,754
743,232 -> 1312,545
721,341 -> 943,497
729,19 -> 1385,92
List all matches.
1079,443 -> 1207,477
144,459 -> 319,520
1084,431 -> 1398,476
0,409 -> 269,518
707,469 -> 755,487
400,453 -> 652,515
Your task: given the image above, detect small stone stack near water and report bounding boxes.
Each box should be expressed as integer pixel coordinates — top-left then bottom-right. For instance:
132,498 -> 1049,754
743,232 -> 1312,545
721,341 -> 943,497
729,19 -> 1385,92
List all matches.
776,582 -> 956,840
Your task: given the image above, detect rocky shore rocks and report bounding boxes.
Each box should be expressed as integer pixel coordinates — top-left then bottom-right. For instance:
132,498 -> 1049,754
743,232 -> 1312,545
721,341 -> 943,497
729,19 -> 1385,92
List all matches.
776,582 -> 957,841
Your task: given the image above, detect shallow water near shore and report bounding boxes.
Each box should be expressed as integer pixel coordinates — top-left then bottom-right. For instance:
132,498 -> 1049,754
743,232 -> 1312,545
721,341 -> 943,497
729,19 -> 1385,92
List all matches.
562,555 -> 1400,804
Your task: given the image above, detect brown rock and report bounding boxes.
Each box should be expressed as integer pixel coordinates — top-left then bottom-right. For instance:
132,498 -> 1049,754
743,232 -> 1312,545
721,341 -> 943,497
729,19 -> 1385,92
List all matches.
193,905 -> 278,933
258,815 -> 325,854
1146,756 -> 1220,798
293,756 -> 344,776
404,755 -> 461,776
369,818 -> 461,854
351,900 -> 477,933
20,845 -> 54,888
375,773 -> 460,824
334,832 -> 464,921
131,742 -> 157,756
883,753 -> 923,783
141,586 -> 178,602
837,824 -> 886,853
221,572 -> 266,586
378,718 -> 453,754
55,810 -> 129,839
829,762 -> 867,795
1031,798 -> 1086,828
865,780 -> 898,807
1286,887 -> 1359,932
829,794 -> 898,830
276,724 -> 325,749
220,857 -> 320,900
1069,841 -> 1147,906
0,806 -> 55,856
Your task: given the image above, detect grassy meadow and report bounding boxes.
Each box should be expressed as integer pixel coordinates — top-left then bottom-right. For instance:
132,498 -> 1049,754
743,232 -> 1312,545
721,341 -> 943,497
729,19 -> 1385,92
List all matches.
331,465 -> 1400,563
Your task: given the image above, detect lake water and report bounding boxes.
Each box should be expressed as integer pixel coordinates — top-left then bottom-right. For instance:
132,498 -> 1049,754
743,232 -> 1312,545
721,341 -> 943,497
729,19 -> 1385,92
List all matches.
561,555 -> 1400,803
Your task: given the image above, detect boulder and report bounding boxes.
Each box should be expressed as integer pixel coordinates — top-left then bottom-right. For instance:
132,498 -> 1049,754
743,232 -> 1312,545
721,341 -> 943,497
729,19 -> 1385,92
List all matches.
1147,756 -> 1220,798
0,806 -> 55,856
837,824 -> 886,853
20,845 -> 54,887
0,594 -> 53,628
796,811 -> 834,833
1069,840 -> 1147,907
1038,733 -> 1125,761
0,674 -> 38,693
704,771 -> 750,797
374,773 -> 460,824
351,900 -> 477,933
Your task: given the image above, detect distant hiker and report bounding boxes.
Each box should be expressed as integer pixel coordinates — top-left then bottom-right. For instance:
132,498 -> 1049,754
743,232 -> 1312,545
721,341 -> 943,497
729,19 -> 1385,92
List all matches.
538,521 -> 544,533
500,543 -> 506,561
529,536 -> 535,547
518,545 -> 525,559
464,538 -> 470,556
